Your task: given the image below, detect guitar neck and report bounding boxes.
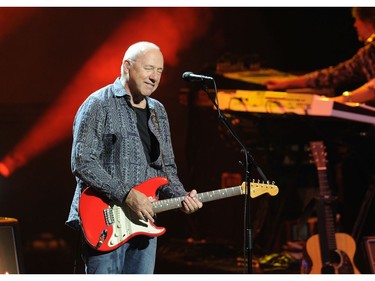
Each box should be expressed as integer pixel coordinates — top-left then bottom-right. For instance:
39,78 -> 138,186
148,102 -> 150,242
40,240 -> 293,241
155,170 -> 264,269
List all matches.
152,185 -> 244,213
310,140 -> 338,255
317,169 -> 331,197
317,169 -> 338,251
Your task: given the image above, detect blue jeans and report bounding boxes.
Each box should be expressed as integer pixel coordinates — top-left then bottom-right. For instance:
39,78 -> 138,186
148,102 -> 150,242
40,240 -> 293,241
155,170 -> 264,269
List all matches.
82,236 -> 157,274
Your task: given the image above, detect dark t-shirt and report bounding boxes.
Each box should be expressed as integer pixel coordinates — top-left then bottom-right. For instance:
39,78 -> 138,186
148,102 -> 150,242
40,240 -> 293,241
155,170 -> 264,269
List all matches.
134,107 -> 160,164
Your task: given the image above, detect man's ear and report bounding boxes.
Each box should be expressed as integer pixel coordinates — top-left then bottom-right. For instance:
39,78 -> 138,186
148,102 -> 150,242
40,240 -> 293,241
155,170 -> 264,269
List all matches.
123,60 -> 131,72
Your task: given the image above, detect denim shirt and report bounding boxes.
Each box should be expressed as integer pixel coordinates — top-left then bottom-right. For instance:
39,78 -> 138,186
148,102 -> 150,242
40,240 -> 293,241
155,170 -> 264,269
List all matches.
66,78 -> 187,230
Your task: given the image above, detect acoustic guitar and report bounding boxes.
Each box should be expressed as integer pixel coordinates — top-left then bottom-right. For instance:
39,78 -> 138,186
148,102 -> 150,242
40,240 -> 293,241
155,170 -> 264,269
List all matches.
305,141 -> 360,274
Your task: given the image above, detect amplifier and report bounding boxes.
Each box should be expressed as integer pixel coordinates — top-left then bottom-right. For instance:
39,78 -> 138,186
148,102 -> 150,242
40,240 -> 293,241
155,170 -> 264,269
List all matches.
363,236 -> 375,274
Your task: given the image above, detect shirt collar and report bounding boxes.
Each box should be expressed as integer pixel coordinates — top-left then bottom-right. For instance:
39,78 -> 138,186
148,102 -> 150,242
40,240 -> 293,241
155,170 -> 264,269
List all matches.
113,77 -> 155,110
113,77 -> 127,98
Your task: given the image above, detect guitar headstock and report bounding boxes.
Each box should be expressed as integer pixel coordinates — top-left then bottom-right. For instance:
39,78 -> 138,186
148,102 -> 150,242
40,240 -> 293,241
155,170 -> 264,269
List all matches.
309,141 -> 327,170
241,180 -> 279,198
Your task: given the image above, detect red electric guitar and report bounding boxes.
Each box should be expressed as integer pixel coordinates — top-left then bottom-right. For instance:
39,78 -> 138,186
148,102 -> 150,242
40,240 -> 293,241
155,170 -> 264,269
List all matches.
79,177 -> 278,252
305,141 -> 360,274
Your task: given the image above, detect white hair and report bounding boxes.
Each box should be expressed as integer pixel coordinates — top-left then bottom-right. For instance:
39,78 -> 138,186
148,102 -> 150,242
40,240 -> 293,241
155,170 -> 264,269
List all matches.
120,41 -> 160,74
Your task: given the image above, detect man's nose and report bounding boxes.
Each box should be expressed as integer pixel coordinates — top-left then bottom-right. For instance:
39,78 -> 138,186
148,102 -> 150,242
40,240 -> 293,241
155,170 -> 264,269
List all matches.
149,70 -> 160,82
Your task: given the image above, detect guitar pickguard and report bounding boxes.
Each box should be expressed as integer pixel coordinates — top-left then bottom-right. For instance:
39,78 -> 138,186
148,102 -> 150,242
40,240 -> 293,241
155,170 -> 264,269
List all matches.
105,204 -> 164,249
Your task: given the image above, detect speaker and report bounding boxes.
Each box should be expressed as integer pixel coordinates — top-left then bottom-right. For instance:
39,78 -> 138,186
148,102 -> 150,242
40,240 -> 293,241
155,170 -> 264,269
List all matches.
0,217 -> 24,274
363,236 -> 375,274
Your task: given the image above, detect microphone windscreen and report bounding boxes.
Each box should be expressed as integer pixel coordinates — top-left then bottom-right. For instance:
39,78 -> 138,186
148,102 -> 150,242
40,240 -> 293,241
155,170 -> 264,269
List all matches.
182,72 -> 193,80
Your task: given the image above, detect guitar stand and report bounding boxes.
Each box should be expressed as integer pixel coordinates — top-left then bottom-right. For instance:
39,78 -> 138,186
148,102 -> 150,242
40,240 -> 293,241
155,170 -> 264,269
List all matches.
298,195 -> 338,220
297,198 -> 317,227
198,79 -> 269,273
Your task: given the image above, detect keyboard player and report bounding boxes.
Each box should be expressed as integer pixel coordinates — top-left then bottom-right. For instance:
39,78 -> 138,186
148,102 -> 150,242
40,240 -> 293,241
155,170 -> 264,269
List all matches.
265,7 -> 375,105
264,7 -> 375,246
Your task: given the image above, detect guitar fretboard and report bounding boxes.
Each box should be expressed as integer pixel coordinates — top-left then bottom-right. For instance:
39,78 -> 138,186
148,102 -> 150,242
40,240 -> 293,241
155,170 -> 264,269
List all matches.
317,169 -> 337,251
152,185 -> 244,213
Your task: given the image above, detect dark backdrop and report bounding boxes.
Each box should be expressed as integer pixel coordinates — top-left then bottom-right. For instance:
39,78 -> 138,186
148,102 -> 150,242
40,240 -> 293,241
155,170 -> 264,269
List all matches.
0,7 -> 370,273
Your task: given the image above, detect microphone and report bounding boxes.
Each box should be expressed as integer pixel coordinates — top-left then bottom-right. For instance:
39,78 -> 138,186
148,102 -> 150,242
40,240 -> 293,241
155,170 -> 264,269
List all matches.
182,71 -> 214,82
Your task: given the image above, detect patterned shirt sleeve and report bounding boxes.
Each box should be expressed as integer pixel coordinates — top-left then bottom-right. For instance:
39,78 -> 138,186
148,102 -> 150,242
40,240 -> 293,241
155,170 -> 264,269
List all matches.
305,43 -> 375,92
71,94 -> 130,203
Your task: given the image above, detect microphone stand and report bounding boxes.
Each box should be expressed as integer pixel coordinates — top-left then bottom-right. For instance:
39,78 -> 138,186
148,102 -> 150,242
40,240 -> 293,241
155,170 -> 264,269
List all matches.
198,79 -> 268,274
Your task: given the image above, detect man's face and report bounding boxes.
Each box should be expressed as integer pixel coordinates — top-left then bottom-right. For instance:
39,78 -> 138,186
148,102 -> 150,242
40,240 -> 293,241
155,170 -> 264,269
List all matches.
354,17 -> 375,43
125,48 -> 164,98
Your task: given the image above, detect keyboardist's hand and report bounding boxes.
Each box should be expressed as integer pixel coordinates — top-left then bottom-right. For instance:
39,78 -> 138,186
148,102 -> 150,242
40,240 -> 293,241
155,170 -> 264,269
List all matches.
331,83 -> 375,104
265,76 -> 307,91
331,95 -> 348,103
265,78 -> 290,90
